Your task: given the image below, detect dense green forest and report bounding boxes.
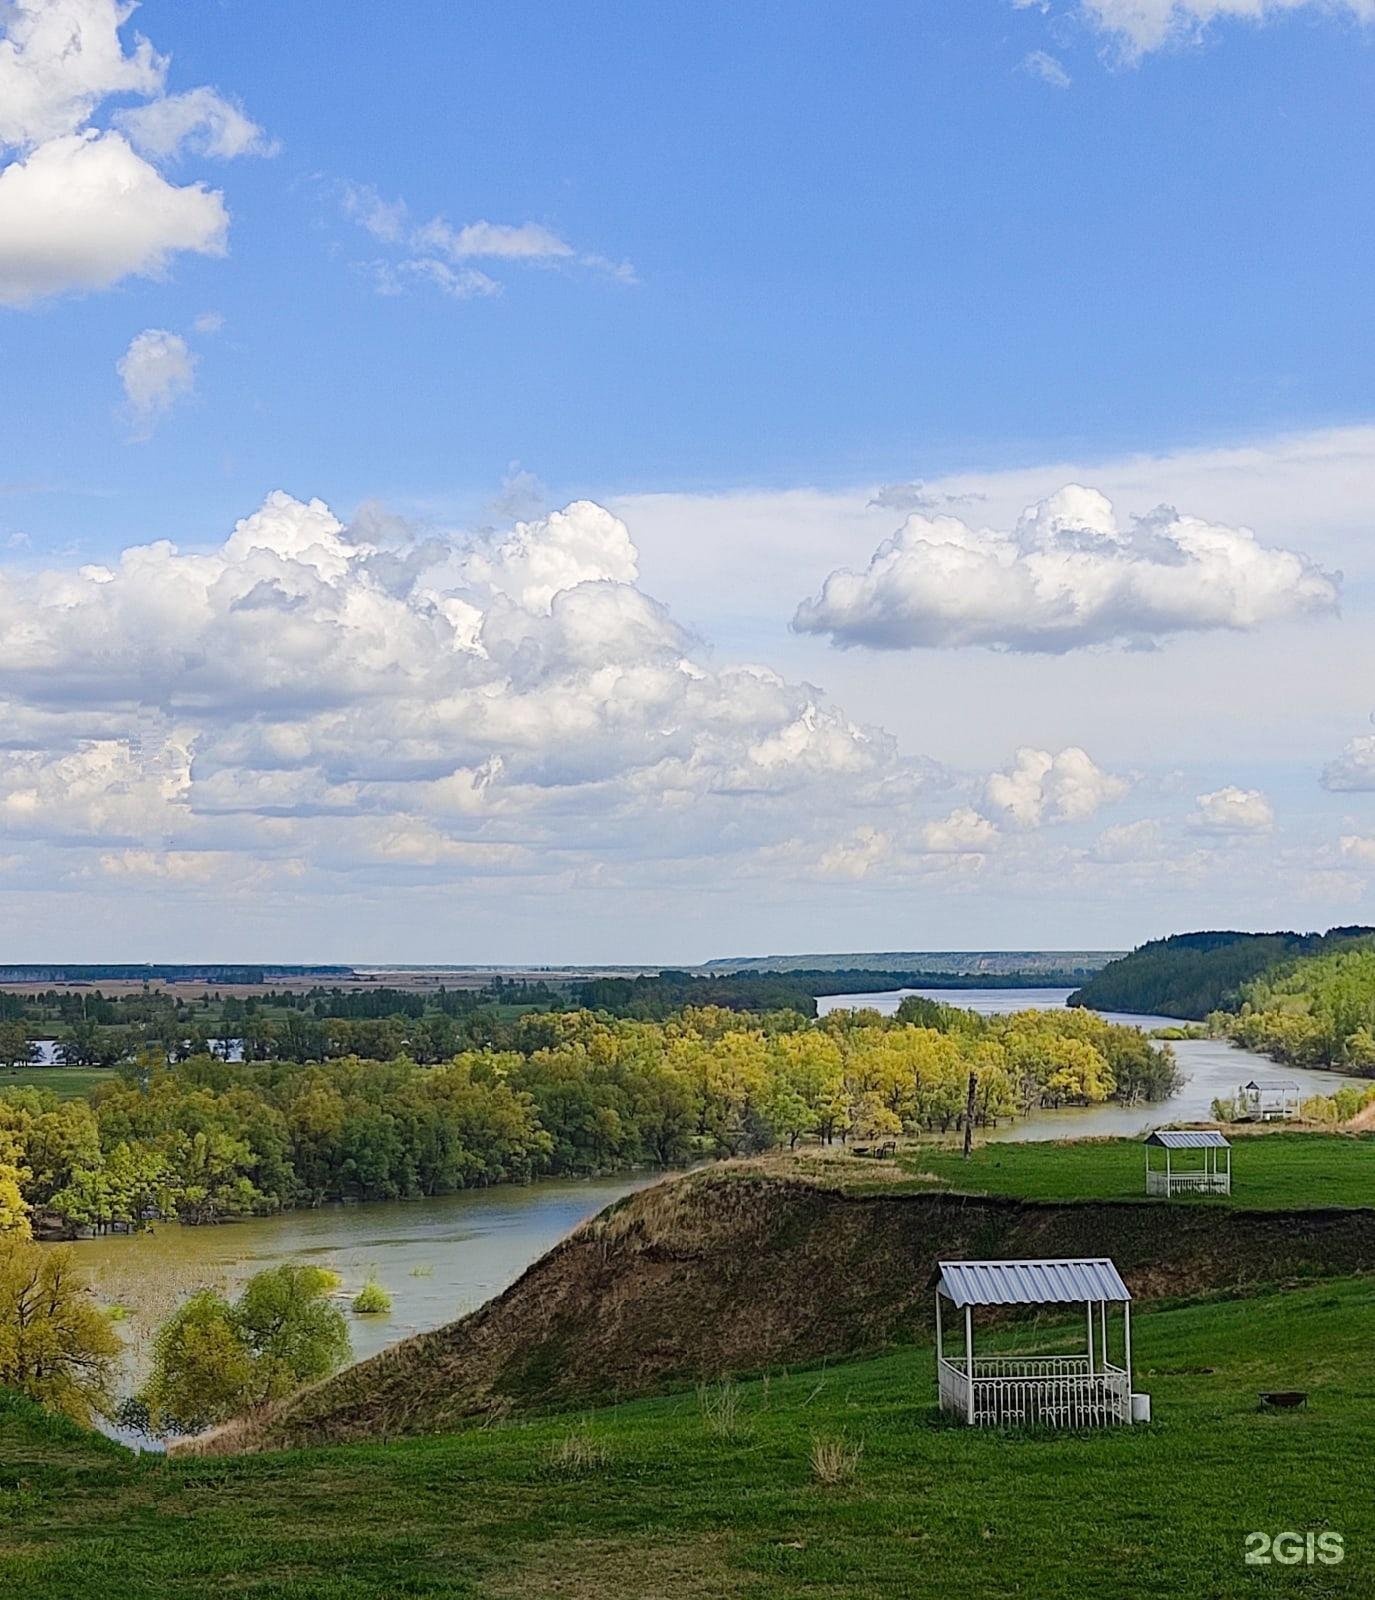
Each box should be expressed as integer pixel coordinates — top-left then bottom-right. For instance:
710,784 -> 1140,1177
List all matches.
1223,944 -> 1375,1070
0,1001 -> 1177,1237
1067,927 -> 1375,1020
574,968 -> 1092,1019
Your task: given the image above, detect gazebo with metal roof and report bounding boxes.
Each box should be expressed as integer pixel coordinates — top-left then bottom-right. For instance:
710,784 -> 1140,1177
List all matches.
933,1258 -> 1140,1428
1239,1080 -> 1301,1122
1144,1129 -> 1231,1197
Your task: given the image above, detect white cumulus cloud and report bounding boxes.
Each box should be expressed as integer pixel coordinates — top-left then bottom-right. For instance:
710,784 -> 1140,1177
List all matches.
1322,735 -> 1375,792
117,326 -> 196,432
985,746 -> 1129,827
0,493 -> 914,884
0,131 -> 226,305
1192,784 -> 1275,833
793,484 -> 1339,654
1339,834 -> 1375,867
921,807 -> 1001,853
0,0 -> 267,306
0,0 -> 164,147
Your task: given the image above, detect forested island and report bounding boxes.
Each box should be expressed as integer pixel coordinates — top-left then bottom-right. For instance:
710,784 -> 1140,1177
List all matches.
1,998 -> 1178,1237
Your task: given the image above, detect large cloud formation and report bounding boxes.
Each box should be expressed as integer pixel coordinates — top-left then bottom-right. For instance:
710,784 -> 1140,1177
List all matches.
0,495 -> 908,884
793,485 -> 1339,654
0,0 -> 268,306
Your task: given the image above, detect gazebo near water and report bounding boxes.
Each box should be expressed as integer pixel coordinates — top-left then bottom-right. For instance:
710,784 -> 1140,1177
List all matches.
1239,1080 -> 1301,1122
933,1258 -> 1143,1428
1144,1129 -> 1231,1197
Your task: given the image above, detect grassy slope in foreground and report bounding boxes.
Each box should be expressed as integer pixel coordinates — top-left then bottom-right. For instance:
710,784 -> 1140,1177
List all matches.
3,1276 -> 1374,1599
906,1131 -> 1375,1207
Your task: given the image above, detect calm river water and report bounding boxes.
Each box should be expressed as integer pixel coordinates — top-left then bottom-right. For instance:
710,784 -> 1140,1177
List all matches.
74,1171 -> 666,1407
815,986 -> 1368,1140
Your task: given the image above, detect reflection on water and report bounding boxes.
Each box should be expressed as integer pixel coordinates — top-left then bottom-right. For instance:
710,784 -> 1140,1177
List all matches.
814,986 -> 1370,1141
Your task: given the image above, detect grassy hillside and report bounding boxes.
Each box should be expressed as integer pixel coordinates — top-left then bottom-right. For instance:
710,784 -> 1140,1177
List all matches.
4,1275 -> 1373,1598
175,1157 -> 1375,1456
908,1132 -> 1375,1207
1068,927 -> 1373,1020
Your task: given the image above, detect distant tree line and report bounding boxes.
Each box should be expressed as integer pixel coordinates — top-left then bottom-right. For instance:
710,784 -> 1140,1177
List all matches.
1067,928 -> 1375,1021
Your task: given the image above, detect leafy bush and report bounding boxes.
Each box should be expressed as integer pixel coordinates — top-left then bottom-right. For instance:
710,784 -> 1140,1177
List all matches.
352,1279 -> 392,1315
137,1264 -> 349,1435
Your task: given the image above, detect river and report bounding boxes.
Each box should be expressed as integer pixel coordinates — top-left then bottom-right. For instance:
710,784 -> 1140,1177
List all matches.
73,1170 -> 666,1418
61,986 -> 1369,1423
815,985 -> 1369,1140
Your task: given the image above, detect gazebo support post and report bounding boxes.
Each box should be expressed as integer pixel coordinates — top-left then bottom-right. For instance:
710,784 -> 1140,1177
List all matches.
935,1293 -> 942,1364
1165,1147 -> 1171,1195
1124,1300 -> 1133,1395
1086,1302 -> 1094,1375
964,1304 -> 974,1425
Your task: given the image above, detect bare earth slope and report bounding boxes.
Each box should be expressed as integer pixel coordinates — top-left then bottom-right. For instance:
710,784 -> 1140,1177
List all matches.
177,1164 -> 1375,1456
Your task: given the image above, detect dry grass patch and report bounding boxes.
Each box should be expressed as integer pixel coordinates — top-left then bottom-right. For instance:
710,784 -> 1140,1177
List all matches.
808,1431 -> 863,1486
546,1428 -> 612,1474
697,1381 -> 746,1439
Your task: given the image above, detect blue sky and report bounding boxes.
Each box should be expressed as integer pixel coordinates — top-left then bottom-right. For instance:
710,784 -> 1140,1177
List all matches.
2,0 -> 1375,960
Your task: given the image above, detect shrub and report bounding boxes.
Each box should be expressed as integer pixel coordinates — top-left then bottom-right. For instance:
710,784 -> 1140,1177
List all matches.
352,1278 -> 392,1315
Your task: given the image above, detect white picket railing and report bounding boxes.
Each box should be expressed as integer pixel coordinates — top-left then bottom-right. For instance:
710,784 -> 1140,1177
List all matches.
1146,1169 -> 1230,1196
938,1356 -> 1131,1427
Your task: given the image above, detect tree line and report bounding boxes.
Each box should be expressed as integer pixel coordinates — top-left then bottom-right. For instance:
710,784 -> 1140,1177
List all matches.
1068,927 -> 1375,1021
1221,943 -> 1375,1071
0,1001 -> 1179,1238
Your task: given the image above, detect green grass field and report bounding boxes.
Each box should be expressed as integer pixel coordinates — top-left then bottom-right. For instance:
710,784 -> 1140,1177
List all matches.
905,1131 -> 1375,1209
2,1275 -> 1371,1598
0,1066 -> 113,1100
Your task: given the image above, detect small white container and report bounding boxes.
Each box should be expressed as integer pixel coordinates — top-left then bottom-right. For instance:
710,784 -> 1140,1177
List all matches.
1130,1392 -> 1152,1425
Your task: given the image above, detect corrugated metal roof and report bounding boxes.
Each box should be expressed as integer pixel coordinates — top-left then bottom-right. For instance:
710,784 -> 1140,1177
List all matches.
934,1258 -> 1131,1307
1244,1080 -> 1300,1091
1145,1130 -> 1230,1149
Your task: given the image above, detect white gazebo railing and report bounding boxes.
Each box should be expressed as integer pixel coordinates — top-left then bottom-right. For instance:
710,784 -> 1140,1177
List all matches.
933,1258 -> 1143,1429
1144,1130 -> 1231,1197
938,1354 -> 1131,1427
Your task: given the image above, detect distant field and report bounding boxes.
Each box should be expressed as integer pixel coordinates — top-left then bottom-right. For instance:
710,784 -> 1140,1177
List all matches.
3,1275 -> 1372,1597
906,1131 -> 1375,1209
0,1066 -> 111,1099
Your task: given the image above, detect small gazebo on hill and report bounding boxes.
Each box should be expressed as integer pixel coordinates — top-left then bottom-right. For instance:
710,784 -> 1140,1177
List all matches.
1144,1129 -> 1231,1197
933,1258 -> 1140,1428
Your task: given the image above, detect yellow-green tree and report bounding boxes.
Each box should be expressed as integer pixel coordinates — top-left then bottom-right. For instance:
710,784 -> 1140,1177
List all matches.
0,1236 -> 121,1424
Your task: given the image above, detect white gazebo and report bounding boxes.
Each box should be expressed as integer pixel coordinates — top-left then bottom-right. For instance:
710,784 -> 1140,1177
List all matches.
1239,1080 -> 1301,1121
933,1258 -> 1140,1428
1145,1129 -> 1231,1196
